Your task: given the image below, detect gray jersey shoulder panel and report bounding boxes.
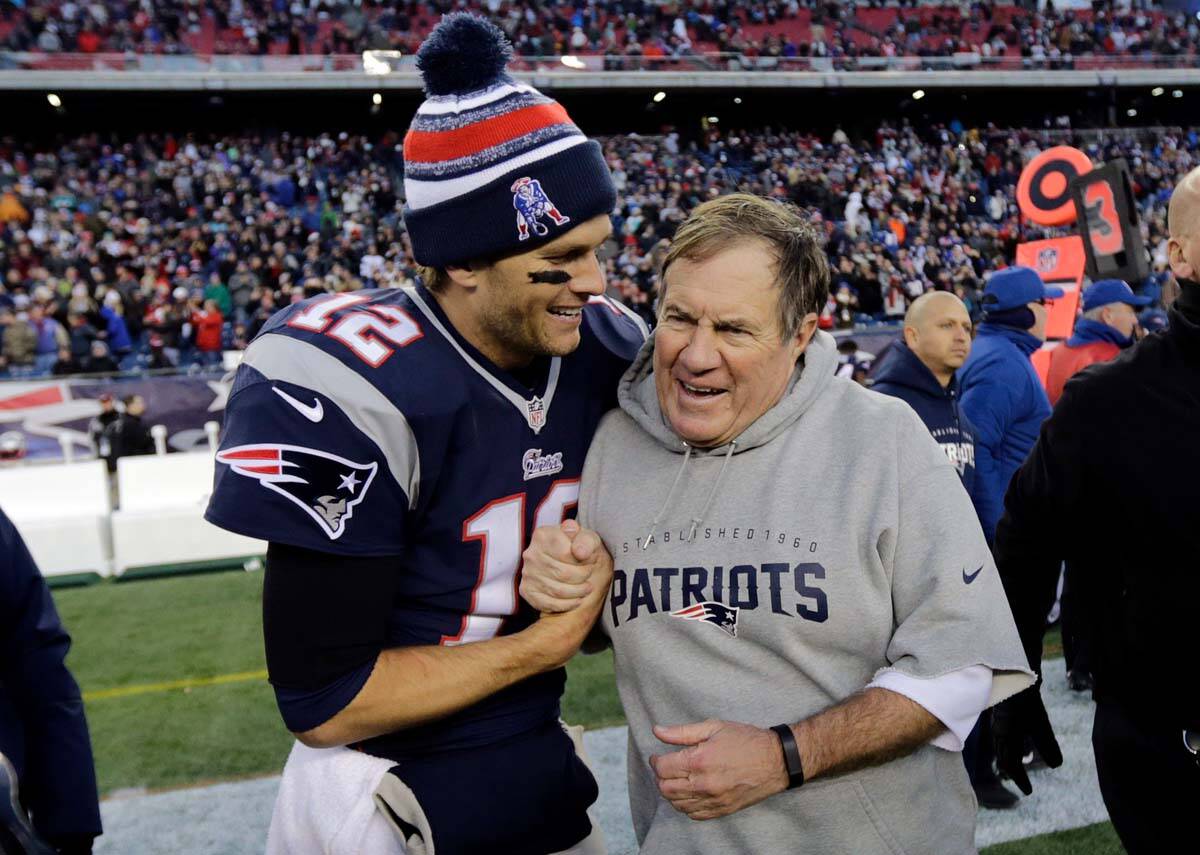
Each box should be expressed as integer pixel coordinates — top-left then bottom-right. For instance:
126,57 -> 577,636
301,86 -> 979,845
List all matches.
242,333 -> 420,509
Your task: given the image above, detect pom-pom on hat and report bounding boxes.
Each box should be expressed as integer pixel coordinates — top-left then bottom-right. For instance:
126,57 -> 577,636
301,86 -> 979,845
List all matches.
402,13 -> 615,269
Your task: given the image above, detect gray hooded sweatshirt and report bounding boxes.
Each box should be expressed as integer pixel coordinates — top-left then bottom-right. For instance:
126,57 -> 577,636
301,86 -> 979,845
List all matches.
578,330 -> 1034,855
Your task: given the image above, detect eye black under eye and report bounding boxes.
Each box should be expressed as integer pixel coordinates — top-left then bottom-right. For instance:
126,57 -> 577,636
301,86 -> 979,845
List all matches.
528,270 -> 571,285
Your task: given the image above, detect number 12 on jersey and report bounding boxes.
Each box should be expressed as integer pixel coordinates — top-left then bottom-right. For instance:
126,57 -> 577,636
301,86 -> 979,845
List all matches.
442,479 -> 580,645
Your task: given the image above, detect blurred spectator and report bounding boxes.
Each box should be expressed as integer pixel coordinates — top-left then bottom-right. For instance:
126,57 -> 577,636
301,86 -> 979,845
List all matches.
145,335 -> 176,371
97,294 -> 133,360
190,299 -> 225,368
203,274 -> 233,319
51,346 -> 84,376
109,395 -> 154,463
66,313 -> 99,363
82,341 -> 119,375
87,394 -> 119,464
0,307 -> 35,374
833,337 -> 872,384
28,304 -> 67,375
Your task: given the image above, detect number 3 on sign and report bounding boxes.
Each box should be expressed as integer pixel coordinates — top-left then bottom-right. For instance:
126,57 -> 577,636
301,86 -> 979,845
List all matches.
442,480 -> 580,645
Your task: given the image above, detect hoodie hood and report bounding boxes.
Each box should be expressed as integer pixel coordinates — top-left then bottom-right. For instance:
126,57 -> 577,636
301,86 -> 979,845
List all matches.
871,339 -> 957,399
1067,317 -> 1134,349
976,321 -> 1042,358
617,328 -> 839,456
616,328 -> 838,547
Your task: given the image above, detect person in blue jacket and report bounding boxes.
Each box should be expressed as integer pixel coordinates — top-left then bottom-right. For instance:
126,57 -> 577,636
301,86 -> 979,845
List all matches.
958,266 -> 1063,544
0,508 -> 102,854
872,291 -> 978,504
97,297 -> 132,360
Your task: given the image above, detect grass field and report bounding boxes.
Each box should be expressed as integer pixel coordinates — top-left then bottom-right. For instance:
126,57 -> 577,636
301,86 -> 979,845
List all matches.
54,569 -> 1114,853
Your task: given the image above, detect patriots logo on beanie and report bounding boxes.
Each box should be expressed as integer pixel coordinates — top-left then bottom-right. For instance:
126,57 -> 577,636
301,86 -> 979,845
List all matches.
402,13 -> 616,269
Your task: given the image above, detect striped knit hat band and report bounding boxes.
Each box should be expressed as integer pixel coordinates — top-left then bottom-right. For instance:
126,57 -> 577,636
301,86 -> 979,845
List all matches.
402,14 -> 615,269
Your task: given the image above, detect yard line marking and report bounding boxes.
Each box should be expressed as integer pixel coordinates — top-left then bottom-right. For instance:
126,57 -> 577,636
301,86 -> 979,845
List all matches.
83,670 -> 269,701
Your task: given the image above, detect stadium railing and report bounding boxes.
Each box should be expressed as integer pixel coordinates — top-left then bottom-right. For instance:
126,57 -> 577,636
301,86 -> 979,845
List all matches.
2,51 -> 1198,74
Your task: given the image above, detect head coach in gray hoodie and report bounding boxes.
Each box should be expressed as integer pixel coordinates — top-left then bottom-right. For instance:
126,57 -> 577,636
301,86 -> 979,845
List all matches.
521,194 -> 1034,854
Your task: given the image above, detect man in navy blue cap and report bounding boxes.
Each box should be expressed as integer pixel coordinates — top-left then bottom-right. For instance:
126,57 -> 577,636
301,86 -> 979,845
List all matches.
956,264 -> 1062,808
1045,279 -> 1151,406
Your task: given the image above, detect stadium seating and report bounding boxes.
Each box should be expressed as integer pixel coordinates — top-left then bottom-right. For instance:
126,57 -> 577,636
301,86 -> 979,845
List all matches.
109,451 -> 264,575
0,460 -> 112,576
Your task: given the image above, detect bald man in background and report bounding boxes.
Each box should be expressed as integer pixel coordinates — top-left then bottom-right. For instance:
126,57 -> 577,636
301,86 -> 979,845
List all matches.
991,167 -> 1200,852
872,292 -> 978,506
871,292 -> 1023,808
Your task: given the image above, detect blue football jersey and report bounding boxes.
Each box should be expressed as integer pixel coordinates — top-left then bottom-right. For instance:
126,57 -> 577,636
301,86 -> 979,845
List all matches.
205,285 -> 646,755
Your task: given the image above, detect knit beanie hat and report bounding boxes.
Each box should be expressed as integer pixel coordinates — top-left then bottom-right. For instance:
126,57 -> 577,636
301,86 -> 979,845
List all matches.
402,14 -> 616,269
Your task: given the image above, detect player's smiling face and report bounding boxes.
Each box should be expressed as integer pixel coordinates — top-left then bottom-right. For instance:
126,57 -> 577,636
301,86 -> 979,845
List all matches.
472,214 -> 612,368
654,240 -> 816,449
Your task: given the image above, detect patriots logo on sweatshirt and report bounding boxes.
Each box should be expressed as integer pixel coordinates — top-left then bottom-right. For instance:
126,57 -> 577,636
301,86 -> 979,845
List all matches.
671,601 -> 740,638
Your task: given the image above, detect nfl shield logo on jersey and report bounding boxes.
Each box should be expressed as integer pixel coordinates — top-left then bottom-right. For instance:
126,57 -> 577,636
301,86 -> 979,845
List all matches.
525,396 -> 546,433
512,177 -> 571,241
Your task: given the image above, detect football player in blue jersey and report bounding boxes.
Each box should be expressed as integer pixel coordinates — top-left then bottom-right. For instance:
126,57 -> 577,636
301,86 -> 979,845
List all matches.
205,14 -> 647,855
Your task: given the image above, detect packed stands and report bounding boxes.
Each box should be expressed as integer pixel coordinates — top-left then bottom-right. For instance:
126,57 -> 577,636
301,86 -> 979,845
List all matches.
0,1 -> 1196,71
0,120 -> 1184,380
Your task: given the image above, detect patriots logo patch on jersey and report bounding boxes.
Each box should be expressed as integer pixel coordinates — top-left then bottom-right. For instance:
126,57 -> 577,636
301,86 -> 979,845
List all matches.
671,601 -> 740,638
216,444 -> 378,540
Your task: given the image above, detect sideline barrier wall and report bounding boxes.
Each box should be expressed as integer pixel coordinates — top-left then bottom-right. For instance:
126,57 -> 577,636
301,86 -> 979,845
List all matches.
0,460 -> 113,576
110,452 -> 265,574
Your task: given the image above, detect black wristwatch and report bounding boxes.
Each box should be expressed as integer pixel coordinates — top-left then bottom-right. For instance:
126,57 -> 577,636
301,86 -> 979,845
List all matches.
770,724 -> 805,789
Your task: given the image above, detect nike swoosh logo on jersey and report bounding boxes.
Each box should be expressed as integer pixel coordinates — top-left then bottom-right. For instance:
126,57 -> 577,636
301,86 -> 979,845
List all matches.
962,565 -> 984,585
273,386 -> 324,422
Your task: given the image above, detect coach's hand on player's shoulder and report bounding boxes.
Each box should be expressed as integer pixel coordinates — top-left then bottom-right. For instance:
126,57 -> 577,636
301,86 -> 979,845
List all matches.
649,720 -> 790,821
520,519 -> 610,613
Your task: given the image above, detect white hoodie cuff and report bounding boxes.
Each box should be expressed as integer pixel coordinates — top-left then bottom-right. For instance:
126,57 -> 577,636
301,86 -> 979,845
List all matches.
867,664 -> 993,751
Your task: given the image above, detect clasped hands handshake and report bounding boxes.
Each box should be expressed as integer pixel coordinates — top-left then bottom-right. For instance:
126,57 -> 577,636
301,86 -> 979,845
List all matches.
520,521 -> 791,821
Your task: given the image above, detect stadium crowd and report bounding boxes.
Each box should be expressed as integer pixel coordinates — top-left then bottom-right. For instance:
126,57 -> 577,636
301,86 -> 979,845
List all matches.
0,1 -> 1193,69
0,119 -> 1186,377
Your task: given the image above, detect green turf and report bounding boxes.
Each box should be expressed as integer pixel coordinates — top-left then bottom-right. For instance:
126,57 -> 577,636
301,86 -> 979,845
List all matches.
982,822 -> 1123,854
563,648 -> 624,729
85,681 -> 294,794
50,568 -> 1067,798
55,569 -> 267,689
52,569 -> 625,794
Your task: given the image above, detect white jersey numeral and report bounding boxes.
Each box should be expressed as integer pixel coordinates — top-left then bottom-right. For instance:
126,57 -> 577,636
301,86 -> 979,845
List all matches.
327,306 -> 423,367
287,295 -> 423,365
287,293 -> 368,332
443,479 -> 581,646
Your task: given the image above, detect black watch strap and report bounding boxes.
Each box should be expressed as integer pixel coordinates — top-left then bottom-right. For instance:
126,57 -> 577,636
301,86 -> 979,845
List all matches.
770,724 -> 805,789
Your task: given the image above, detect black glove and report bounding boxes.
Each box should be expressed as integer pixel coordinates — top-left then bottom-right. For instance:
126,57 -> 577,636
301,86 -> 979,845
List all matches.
992,683 -> 1063,795
42,834 -> 94,855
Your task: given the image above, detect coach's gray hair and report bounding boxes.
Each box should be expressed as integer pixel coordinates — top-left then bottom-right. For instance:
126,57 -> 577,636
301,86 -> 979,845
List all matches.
660,193 -> 830,340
